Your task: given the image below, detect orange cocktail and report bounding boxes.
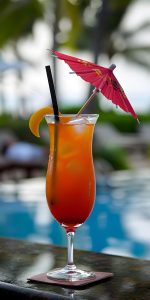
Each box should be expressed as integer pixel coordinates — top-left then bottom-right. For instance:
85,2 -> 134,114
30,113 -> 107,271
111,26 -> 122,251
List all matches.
46,115 -> 98,232
29,111 -> 99,281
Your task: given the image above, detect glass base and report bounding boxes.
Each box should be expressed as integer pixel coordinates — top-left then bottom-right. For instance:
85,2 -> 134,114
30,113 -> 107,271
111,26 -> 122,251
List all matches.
47,265 -> 96,282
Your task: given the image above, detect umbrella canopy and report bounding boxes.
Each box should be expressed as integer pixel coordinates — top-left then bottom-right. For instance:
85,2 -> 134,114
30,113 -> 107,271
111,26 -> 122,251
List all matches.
53,50 -> 138,121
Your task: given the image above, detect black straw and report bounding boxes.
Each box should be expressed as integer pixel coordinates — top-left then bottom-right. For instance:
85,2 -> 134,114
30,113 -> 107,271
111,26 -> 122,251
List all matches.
45,65 -> 59,122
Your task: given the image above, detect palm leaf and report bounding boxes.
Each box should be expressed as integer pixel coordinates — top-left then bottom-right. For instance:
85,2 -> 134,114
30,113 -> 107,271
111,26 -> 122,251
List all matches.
122,51 -> 150,71
0,0 -> 44,48
120,21 -> 150,39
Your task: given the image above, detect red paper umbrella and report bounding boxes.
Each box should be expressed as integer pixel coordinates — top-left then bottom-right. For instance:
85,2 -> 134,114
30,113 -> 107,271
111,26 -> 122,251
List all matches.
53,50 -> 139,121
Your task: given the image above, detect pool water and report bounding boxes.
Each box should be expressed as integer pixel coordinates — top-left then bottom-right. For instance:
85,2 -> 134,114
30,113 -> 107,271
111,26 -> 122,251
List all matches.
0,170 -> 150,260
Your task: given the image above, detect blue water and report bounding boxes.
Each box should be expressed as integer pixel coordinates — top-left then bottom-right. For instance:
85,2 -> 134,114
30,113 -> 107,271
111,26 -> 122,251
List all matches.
0,171 -> 150,260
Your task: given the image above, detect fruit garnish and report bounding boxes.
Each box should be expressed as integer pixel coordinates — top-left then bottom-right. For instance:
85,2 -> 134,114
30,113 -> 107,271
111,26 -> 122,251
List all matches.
29,106 -> 54,137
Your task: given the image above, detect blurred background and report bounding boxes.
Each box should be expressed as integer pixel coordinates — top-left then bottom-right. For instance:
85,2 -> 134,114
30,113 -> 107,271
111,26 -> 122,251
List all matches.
0,0 -> 150,260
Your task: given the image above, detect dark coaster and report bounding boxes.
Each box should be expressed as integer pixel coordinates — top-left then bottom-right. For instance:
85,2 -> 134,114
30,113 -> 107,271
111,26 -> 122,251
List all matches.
27,272 -> 113,288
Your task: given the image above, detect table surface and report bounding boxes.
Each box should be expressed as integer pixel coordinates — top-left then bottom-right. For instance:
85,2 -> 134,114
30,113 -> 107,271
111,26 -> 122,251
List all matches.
0,237 -> 149,299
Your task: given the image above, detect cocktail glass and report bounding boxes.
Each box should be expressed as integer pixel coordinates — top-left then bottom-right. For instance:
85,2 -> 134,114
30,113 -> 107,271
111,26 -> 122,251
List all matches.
45,114 -> 99,281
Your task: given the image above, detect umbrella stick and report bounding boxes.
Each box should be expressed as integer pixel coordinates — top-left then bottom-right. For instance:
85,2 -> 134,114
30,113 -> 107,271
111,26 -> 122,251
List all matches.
77,65 -> 116,116
76,88 -> 98,116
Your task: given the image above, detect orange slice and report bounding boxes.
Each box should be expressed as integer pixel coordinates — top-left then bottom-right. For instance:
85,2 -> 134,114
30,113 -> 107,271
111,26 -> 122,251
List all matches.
29,106 -> 54,137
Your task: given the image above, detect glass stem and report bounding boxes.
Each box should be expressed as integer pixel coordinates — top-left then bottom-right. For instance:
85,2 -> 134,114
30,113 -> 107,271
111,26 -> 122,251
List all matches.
66,231 -> 76,270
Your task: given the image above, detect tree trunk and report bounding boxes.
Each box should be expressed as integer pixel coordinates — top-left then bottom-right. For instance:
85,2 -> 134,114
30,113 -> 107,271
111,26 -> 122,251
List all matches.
84,0 -> 109,113
0,58 -> 6,114
52,0 -> 59,93
13,44 -> 27,118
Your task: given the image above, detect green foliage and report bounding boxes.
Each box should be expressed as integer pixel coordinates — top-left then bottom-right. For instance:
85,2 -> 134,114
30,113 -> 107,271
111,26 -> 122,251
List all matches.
60,106 -> 150,133
0,0 -> 44,48
56,0 -> 91,50
99,111 -> 139,133
0,114 -> 45,145
60,105 -> 81,114
99,111 -> 150,133
94,145 -> 130,171
109,0 -> 132,29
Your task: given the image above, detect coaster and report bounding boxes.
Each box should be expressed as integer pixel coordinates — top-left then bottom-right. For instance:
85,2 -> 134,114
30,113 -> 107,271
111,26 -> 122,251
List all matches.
27,272 -> 113,288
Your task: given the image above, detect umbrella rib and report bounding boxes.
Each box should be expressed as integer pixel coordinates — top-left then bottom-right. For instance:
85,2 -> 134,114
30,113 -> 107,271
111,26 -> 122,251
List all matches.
70,70 -> 94,74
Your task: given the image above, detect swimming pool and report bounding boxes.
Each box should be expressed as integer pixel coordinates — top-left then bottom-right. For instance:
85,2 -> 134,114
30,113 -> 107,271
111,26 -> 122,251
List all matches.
0,170 -> 150,260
